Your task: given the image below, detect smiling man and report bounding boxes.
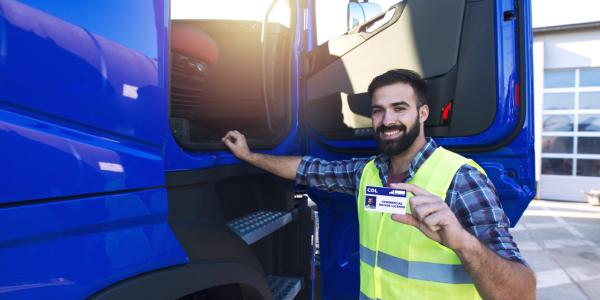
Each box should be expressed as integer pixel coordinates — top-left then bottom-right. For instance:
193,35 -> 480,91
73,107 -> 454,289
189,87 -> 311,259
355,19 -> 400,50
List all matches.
222,69 -> 535,300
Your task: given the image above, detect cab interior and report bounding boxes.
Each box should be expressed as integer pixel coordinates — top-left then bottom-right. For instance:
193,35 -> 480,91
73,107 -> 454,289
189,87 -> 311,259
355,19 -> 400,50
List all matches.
169,0 -> 501,150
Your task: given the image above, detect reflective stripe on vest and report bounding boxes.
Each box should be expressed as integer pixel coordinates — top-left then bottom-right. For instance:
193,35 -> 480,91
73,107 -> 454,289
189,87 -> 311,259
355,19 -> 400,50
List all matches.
357,147 -> 485,300
359,245 -> 473,284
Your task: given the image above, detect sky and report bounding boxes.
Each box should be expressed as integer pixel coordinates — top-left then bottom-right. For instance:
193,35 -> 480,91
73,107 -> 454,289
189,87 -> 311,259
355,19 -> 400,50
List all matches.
532,0 -> 600,28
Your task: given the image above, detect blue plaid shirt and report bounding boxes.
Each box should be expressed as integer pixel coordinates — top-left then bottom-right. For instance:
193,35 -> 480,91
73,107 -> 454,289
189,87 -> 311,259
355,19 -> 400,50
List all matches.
296,138 -> 526,265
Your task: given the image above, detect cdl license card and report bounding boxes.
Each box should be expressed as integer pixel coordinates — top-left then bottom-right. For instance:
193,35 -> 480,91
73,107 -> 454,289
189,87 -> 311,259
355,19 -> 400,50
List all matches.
364,186 -> 407,214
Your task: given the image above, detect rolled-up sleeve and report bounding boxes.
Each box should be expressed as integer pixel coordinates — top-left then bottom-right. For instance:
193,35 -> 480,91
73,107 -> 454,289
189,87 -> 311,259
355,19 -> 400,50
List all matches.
295,156 -> 369,195
448,165 -> 527,265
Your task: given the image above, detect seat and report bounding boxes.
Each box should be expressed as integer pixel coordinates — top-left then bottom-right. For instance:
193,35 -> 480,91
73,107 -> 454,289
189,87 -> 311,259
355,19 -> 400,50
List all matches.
171,22 -> 218,65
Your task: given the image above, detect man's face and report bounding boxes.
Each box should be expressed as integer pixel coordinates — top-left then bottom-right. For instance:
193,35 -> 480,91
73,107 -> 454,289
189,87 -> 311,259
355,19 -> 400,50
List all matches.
371,82 -> 428,156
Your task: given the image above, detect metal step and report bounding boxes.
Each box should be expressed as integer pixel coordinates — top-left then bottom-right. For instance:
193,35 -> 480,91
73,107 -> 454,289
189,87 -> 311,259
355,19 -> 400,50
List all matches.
227,210 -> 294,245
268,275 -> 302,300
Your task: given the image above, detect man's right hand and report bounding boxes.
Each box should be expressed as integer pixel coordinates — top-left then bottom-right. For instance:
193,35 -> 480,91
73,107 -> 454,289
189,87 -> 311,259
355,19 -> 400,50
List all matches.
221,130 -> 301,180
222,130 -> 252,161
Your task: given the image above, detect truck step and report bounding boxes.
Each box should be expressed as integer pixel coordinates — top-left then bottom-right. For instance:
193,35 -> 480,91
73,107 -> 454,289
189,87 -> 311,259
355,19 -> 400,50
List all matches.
227,211 -> 293,245
268,275 -> 302,300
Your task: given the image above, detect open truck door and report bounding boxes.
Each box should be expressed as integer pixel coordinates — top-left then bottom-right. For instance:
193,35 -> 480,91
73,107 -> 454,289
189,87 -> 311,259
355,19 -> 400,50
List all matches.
301,0 -> 535,298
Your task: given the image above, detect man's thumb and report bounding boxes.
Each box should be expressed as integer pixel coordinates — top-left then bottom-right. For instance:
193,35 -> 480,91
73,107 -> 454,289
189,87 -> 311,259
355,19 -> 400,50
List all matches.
391,214 -> 419,227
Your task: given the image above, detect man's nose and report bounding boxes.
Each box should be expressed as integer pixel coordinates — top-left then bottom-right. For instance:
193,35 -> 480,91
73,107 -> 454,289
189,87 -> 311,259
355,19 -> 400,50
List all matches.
382,111 -> 397,127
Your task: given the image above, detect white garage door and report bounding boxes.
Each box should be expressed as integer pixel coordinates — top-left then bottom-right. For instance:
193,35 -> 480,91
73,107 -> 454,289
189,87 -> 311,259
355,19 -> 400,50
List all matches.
540,68 -> 600,202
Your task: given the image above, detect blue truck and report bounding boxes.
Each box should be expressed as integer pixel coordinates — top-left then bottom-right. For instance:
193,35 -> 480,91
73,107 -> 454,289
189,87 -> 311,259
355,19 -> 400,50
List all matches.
0,0 -> 535,299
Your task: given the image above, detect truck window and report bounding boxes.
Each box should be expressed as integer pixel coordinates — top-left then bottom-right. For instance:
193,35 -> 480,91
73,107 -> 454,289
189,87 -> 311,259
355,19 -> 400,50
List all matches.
170,0 -> 294,149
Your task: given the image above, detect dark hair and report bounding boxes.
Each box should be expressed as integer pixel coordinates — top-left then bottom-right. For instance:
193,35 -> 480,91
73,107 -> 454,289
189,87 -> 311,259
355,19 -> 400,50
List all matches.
367,69 -> 428,107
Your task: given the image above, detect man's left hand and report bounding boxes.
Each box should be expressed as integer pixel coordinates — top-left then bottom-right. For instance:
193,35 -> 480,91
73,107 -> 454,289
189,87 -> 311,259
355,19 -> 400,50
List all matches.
389,182 -> 473,251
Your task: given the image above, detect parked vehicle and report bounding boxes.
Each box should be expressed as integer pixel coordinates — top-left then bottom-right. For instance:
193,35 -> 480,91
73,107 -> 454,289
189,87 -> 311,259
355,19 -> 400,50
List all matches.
0,0 -> 534,299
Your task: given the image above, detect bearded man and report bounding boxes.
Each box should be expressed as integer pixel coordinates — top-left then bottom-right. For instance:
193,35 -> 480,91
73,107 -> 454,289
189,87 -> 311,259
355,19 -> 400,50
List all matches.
222,69 -> 535,300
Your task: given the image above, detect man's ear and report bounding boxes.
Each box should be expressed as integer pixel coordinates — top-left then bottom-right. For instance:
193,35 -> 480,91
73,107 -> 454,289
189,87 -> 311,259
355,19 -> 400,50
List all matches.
419,104 -> 429,122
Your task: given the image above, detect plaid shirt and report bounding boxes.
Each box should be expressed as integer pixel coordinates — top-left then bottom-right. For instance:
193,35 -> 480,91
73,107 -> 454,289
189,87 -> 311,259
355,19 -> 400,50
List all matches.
296,138 -> 526,265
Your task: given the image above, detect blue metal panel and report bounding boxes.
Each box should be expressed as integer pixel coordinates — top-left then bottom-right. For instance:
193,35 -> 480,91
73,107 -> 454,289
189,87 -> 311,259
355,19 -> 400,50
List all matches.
0,107 -> 164,204
0,0 -> 168,147
309,189 -> 359,300
463,106 -> 536,224
0,2 -> 188,299
163,128 -> 303,171
0,0 -> 170,203
0,188 -> 188,299
467,0 -> 537,225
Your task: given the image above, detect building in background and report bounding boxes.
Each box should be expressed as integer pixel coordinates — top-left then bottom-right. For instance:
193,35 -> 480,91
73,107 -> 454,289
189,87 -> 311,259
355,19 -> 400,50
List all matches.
533,0 -> 600,201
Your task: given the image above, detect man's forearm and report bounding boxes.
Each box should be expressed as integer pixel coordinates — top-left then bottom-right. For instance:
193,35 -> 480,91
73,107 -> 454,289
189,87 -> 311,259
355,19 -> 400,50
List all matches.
245,153 -> 302,180
456,233 -> 536,300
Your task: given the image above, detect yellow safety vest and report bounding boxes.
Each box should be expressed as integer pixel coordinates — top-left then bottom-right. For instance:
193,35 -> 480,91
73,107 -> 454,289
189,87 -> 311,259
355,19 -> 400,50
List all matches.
357,147 -> 485,300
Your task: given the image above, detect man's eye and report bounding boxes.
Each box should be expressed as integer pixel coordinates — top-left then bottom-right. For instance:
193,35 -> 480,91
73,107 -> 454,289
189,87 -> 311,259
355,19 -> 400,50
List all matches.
394,107 -> 405,112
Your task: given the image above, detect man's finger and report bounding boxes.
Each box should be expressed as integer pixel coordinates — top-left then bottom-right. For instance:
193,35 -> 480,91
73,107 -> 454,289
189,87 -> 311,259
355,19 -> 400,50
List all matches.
412,201 -> 445,221
389,182 -> 433,196
409,196 -> 443,215
224,131 -> 245,143
391,213 -> 419,227
223,138 -> 234,147
425,222 -> 441,232
223,136 -> 236,144
223,131 -> 235,140
422,211 -> 447,232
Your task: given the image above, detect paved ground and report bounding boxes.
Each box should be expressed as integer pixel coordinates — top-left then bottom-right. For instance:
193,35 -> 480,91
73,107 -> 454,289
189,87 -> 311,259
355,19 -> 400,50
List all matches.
512,199 -> 600,300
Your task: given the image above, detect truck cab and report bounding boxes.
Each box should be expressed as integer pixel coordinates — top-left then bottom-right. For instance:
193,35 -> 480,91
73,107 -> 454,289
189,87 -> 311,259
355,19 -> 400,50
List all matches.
0,0 -> 534,299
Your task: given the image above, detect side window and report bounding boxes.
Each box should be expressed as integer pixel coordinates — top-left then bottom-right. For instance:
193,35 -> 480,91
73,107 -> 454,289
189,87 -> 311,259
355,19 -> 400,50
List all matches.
315,0 -> 401,45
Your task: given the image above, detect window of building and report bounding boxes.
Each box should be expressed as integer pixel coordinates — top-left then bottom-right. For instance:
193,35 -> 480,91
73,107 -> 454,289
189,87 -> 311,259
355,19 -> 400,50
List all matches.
542,68 -> 600,177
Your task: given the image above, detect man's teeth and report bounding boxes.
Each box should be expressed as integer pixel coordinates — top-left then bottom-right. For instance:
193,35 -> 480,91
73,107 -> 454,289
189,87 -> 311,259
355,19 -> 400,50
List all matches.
383,130 -> 401,136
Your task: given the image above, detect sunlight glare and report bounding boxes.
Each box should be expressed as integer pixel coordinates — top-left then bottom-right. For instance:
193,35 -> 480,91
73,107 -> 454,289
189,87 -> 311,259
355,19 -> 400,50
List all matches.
171,0 -> 290,27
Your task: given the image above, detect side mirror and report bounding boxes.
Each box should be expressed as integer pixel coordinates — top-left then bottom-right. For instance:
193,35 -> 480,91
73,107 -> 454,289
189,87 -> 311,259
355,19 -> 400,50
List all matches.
347,2 -> 382,31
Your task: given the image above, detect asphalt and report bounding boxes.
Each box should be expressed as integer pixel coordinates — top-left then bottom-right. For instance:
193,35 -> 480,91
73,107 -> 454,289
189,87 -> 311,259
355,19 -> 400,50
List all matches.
512,199 -> 600,300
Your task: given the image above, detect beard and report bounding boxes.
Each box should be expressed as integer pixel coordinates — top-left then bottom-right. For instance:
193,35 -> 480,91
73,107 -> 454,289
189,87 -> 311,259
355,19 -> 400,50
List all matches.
375,117 -> 421,157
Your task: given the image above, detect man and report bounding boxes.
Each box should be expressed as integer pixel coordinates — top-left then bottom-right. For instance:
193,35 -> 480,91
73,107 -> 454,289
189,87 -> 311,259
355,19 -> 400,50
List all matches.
222,69 -> 535,299
365,196 -> 376,209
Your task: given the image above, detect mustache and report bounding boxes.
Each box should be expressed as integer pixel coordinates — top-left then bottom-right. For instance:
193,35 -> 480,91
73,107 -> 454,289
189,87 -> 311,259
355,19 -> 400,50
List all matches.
376,124 -> 406,135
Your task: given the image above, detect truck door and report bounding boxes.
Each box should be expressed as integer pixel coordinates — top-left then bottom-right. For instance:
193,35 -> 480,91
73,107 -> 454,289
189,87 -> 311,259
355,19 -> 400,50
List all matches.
302,0 -> 535,299
0,1 -> 187,298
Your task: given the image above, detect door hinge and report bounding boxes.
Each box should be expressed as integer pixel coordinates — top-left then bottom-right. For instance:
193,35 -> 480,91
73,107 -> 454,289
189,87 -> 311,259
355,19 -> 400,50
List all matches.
503,10 -> 516,22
